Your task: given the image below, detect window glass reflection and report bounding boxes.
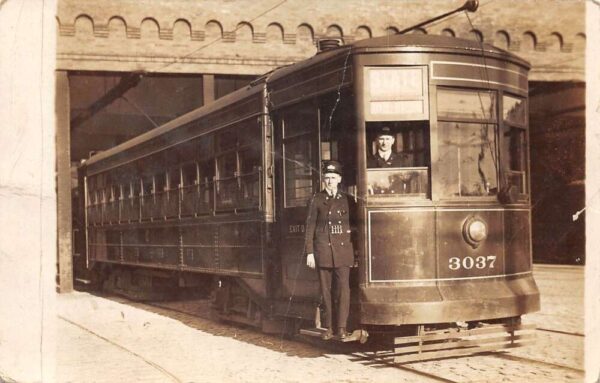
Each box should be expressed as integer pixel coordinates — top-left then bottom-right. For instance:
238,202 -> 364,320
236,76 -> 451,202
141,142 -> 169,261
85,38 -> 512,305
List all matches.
284,137 -> 313,207
438,122 -> 498,197
503,126 -> 527,194
365,121 -> 430,200
367,168 -> 428,197
438,89 -> 496,121
503,95 -> 526,126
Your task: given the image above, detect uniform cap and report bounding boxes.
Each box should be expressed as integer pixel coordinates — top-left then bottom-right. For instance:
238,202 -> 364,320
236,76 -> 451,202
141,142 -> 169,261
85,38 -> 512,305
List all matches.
322,160 -> 342,175
376,126 -> 394,138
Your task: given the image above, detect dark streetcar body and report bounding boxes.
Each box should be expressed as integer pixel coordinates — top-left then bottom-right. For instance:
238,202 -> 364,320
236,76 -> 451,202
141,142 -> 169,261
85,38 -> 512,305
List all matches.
79,34 -> 540,360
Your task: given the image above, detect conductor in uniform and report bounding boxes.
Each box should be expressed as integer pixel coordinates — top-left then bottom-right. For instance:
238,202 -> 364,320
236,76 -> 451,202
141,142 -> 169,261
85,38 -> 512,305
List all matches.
367,126 -> 407,168
305,160 -> 354,340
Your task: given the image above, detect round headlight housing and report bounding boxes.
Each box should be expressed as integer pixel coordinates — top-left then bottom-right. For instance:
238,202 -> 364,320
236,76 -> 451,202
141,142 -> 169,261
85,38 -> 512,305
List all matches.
462,216 -> 488,248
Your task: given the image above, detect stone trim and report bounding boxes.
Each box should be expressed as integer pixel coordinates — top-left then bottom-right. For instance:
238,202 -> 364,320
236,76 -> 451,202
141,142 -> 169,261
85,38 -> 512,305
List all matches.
283,33 -> 296,44
223,31 -> 236,43
535,42 -> 547,52
56,16 -> 585,57
56,52 -> 300,67
94,25 -> 109,38
160,29 -> 174,40
127,27 -> 141,39
59,24 -> 76,37
191,30 -> 205,41
253,32 -> 266,43
561,43 -> 573,53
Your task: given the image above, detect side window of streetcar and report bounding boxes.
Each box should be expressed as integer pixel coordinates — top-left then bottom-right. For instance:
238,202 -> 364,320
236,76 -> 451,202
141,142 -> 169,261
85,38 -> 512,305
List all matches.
142,176 -> 153,196
87,176 -> 96,205
282,105 -> 318,208
166,170 -> 177,192
238,122 -> 262,207
216,151 -> 237,208
111,185 -> 120,202
181,162 -> 198,187
212,121 -> 264,210
502,94 -> 528,196
198,159 -> 214,208
132,180 -> 140,199
155,172 -> 167,193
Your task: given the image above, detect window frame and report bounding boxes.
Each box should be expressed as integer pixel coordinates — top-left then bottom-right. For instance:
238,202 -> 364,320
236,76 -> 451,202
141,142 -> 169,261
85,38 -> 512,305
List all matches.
214,119 -> 263,212
363,66 -> 430,122
500,92 -> 529,200
365,121 -> 432,201
435,86 -> 501,201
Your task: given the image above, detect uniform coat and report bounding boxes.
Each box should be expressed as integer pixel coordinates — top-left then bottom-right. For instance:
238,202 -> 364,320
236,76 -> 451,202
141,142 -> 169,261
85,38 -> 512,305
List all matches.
367,151 -> 408,168
304,190 -> 355,268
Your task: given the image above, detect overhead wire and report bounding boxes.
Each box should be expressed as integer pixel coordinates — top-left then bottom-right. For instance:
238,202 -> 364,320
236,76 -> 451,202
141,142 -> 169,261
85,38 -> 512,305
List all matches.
120,95 -> 160,128
108,0 -> 292,143
464,9 -> 501,195
154,0 -> 290,73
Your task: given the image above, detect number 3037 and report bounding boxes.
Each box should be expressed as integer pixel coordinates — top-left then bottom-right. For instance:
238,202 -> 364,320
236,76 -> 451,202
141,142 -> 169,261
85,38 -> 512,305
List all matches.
449,255 -> 496,270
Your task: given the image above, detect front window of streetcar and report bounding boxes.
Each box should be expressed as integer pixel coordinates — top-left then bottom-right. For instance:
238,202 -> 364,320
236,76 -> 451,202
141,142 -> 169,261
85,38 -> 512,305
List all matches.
436,88 -> 499,198
363,65 -> 431,200
366,121 -> 430,198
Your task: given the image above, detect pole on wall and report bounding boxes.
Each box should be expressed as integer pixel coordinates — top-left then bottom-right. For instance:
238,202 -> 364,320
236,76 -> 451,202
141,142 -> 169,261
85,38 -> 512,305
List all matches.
203,74 -> 215,105
56,70 -> 74,293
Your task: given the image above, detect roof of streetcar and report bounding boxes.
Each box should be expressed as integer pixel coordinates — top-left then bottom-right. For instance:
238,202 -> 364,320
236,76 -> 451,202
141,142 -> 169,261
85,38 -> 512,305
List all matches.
268,33 -> 530,82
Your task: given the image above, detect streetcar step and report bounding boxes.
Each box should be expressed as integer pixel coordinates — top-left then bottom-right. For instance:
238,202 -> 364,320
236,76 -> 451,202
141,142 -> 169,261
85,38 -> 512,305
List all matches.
300,327 -> 369,343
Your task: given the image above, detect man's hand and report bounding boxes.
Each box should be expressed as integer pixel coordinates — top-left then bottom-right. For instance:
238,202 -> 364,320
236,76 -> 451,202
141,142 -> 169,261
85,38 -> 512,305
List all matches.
306,253 -> 316,269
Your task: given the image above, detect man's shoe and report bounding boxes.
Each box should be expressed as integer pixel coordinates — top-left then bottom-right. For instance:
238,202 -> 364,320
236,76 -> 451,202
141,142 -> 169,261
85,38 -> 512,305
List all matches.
321,328 -> 333,340
338,327 -> 348,340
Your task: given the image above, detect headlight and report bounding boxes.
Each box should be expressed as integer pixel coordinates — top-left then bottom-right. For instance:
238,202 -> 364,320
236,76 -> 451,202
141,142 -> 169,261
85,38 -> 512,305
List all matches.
463,216 -> 488,248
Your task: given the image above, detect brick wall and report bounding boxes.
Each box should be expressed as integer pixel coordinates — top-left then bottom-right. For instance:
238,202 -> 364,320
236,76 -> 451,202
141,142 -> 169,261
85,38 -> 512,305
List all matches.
56,0 -> 585,81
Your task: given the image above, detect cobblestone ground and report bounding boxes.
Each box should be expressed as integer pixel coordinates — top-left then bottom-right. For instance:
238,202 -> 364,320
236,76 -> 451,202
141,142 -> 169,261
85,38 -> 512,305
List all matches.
57,294 -> 430,383
524,265 -> 584,335
55,264 -> 584,383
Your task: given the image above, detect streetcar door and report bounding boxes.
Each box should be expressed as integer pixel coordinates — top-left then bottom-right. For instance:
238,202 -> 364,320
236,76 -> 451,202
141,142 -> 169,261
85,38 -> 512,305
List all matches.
274,101 -> 321,299
273,94 -> 357,300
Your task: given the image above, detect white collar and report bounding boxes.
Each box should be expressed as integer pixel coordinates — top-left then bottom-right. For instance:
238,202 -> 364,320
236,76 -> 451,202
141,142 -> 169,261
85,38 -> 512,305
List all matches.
378,149 -> 392,161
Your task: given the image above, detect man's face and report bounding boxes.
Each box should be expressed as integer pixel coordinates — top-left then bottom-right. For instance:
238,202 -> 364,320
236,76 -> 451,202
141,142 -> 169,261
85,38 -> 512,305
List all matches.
323,173 -> 341,192
377,134 -> 395,152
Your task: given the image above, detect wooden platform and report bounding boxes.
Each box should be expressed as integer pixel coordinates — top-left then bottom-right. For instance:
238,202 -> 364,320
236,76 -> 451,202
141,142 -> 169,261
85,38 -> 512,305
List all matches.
389,322 -> 536,363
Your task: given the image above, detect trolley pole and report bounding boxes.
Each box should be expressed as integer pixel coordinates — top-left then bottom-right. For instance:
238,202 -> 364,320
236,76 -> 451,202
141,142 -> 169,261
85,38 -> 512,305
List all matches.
397,0 -> 479,35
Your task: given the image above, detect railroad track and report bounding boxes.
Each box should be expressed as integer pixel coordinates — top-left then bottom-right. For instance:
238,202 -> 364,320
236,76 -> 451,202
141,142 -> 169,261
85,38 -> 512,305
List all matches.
103,293 -> 585,383
490,352 -> 584,373
131,298 -> 463,382
344,351 -> 461,383
537,327 -> 584,337
343,347 -> 584,382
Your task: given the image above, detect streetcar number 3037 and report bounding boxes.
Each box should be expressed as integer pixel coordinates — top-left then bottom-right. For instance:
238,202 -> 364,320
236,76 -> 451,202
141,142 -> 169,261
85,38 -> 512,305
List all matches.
448,255 -> 497,270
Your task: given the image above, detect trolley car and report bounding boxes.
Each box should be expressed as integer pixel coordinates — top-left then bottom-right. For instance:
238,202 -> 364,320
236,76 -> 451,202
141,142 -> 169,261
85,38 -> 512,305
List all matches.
79,4 -> 539,362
